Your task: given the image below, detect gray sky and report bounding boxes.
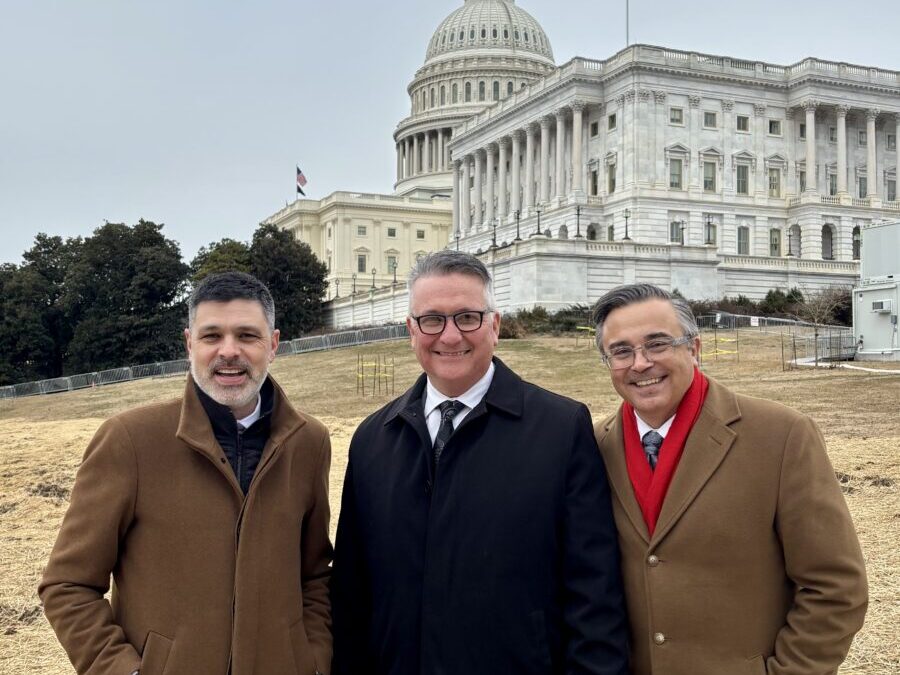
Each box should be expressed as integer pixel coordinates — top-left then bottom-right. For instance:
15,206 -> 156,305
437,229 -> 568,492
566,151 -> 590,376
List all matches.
2,0 -> 897,265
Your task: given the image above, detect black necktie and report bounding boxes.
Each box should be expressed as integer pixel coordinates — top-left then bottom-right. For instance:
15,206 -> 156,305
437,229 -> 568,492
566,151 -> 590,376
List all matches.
433,400 -> 465,463
642,430 -> 664,471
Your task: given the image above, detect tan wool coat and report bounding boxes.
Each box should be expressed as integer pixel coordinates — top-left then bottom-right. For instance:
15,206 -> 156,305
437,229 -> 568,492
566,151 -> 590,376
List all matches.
39,375 -> 332,675
595,377 -> 867,675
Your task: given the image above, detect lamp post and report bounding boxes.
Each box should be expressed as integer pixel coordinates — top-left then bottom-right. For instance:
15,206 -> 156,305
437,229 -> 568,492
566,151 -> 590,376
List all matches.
532,205 -> 542,237
623,208 -> 632,240
371,267 -> 377,289
574,204 -> 583,238
514,209 -> 521,241
491,218 -> 498,248
391,260 -> 398,284
334,279 -> 340,298
351,273 -> 357,295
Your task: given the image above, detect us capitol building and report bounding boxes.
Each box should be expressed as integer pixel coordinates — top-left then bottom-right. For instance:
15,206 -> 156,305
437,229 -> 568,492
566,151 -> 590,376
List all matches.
264,0 -> 899,328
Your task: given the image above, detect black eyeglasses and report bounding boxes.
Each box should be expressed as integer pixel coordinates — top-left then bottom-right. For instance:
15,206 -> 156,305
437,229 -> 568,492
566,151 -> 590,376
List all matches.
411,310 -> 492,335
601,335 -> 695,370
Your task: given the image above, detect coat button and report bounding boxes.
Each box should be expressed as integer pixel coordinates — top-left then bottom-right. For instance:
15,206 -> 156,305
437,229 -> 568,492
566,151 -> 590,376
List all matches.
647,554 -> 659,567
653,632 -> 666,645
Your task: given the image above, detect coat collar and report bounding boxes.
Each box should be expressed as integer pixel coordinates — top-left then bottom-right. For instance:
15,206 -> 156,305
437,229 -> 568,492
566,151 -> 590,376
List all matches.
599,376 -> 741,548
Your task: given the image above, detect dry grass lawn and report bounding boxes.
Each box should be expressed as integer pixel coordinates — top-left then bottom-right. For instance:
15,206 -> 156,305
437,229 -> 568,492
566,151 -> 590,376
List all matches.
1,331 -> 897,673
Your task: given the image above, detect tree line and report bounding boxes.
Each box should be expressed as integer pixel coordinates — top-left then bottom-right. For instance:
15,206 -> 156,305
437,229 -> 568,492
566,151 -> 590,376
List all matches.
0,221 -> 326,386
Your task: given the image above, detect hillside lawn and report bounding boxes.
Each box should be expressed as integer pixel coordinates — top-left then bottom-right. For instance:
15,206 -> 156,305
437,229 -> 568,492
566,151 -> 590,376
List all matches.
1,332 -> 897,673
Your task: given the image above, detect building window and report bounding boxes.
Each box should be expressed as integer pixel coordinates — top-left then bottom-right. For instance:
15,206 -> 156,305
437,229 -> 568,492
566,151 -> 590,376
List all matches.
769,228 -> 781,257
799,123 -> 806,139
737,226 -> 750,255
821,225 -> 834,260
357,225 -> 367,236
859,177 -> 867,198
387,227 -> 396,238
607,163 -> 616,193
888,134 -> 896,150
828,174 -> 837,196
590,121 -> 599,137
669,158 -> 683,189
465,82 -> 472,102
703,111 -> 717,128
828,126 -> 837,143
589,169 -> 598,196
888,179 -> 897,202
736,115 -> 750,132
669,107 -> 683,125
852,226 -> 861,260
736,165 -> 749,195
768,168 -> 781,197
799,170 -> 806,193
607,225 -> 615,242
357,254 -> 367,273
768,120 -> 782,136
703,161 -> 717,192
669,221 -> 684,244
416,229 -> 425,239
858,130 -> 867,146
608,113 -> 617,130
493,80 -> 500,100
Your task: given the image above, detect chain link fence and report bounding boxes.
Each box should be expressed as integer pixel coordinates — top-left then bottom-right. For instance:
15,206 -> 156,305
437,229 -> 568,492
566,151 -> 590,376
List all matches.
0,324 -> 409,400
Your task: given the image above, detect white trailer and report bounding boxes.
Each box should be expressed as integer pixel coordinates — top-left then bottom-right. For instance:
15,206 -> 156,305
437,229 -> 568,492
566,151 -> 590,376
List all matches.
853,220 -> 900,361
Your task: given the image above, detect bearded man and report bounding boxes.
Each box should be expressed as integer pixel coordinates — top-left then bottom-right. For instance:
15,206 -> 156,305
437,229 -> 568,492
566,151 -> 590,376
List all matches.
40,271 -> 333,675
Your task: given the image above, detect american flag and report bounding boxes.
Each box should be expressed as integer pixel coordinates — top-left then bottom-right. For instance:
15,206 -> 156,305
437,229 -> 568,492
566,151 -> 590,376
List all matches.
296,166 -> 308,196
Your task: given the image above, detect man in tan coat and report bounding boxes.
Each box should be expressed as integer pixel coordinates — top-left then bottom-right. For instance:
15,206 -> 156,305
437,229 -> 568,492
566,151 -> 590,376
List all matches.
40,272 -> 332,675
592,283 -> 867,674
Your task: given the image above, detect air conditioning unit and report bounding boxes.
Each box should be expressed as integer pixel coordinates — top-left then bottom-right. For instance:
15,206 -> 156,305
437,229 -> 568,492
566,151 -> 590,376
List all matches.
872,299 -> 893,313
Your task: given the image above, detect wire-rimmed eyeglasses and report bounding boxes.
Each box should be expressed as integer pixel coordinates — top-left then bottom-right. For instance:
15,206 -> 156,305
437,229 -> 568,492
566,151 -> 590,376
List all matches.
601,335 -> 696,370
411,310 -> 492,335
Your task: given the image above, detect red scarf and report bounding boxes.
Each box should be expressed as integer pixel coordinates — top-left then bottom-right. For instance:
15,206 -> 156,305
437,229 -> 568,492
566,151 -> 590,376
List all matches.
622,368 -> 708,536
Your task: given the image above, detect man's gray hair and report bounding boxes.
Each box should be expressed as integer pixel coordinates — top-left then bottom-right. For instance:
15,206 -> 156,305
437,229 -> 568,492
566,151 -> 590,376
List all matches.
407,250 -> 495,311
591,283 -> 697,352
188,271 -> 276,331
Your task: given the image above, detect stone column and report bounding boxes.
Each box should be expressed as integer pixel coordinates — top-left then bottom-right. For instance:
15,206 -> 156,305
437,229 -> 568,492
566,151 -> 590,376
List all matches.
539,117 -> 551,204
485,145 -> 495,226
473,149 -> 484,229
689,95 -> 701,190
571,102 -> 585,196
525,124 -> 536,210
498,137 -> 509,220
511,130 -> 522,214
866,109 -> 879,198
754,104 -> 767,196
836,105 -> 849,195
461,157 -> 471,233
412,134 -> 420,175
452,159 -> 461,236
804,100 -> 817,192
423,131 -> 432,174
555,109 -> 566,199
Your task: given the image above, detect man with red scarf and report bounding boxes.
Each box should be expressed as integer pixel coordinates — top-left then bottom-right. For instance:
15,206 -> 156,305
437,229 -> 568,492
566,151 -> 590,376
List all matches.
592,283 -> 867,674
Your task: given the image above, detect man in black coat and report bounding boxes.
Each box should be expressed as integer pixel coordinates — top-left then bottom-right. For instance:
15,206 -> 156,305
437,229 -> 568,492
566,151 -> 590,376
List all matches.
331,250 -> 628,675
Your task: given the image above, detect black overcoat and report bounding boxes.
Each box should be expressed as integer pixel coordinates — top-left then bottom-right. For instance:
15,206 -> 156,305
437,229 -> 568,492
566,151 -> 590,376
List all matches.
332,358 -> 628,675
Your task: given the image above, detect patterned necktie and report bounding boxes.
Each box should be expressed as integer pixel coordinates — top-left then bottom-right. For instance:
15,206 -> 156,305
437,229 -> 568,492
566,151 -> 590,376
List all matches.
642,430 -> 664,471
433,400 -> 465,463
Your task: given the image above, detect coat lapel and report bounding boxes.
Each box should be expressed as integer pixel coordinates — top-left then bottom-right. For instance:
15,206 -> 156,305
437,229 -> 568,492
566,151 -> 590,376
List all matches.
650,379 -> 740,547
597,411 -> 651,545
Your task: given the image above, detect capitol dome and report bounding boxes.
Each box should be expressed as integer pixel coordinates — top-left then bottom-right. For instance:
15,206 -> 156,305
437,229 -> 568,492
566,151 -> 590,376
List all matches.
426,0 -> 554,66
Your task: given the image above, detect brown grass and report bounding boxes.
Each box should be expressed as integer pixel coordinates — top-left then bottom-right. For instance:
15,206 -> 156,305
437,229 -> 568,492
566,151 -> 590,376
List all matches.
1,331 -> 897,673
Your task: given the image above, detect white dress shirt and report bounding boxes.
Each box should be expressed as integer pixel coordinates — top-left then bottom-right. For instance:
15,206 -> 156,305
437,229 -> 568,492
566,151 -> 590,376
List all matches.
423,362 -> 496,444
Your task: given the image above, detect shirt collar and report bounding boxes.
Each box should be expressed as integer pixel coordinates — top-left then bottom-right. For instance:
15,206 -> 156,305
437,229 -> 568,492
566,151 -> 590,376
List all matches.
424,361 -> 496,417
635,411 -> 676,440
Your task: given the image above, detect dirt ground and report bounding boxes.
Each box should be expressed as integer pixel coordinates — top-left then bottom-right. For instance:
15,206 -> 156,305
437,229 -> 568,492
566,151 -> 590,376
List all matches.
1,331 -> 897,673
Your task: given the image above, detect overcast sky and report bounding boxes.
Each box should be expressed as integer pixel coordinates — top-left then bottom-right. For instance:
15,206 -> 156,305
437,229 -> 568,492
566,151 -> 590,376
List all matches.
2,0 -> 897,265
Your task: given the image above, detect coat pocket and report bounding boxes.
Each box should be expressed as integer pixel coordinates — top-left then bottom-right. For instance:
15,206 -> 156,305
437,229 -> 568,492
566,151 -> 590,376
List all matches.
289,617 -> 319,675
140,631 -> 174,675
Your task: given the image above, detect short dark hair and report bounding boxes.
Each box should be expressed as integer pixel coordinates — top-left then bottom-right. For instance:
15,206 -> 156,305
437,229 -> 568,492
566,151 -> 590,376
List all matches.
591,283 -> 697,352
407,250 -> 495,310
188,272 -> 275,331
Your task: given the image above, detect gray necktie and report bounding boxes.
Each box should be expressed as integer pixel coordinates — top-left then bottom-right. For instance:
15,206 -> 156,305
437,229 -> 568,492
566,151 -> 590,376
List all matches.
433,400 -> 465,463
642,430 -> 664,471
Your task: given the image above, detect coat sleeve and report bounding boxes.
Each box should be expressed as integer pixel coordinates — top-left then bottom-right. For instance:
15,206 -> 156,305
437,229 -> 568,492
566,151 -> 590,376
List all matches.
301,430 -> 335,674
563,404 -> 630,675
330,439 -> 373,675
38,417 -> 143,675
768,414 -> 868,674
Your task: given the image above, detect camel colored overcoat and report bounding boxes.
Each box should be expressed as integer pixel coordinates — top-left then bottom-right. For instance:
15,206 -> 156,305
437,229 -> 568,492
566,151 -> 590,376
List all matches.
595,377 -> 867,675
39,375 -> 332,675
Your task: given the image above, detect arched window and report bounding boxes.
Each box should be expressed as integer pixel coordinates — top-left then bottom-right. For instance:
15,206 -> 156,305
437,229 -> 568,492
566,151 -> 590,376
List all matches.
492,81 -> 500,101
465,82 -> 472,102
440,85 -> 446,105
452,83 -> 458,104
478,81 -> 485,101
821,224 -> 835,260
852,226 -> 861,260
